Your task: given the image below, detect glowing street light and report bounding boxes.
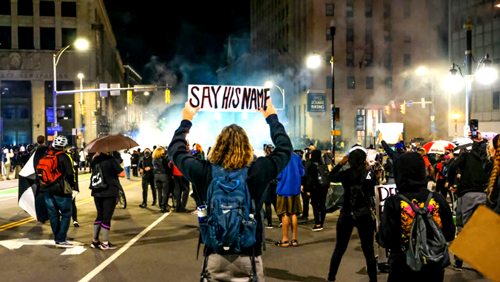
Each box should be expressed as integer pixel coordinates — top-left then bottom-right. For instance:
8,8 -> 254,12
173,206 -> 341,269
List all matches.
443,67 -> 464,93
476,57 -> 498,85
144,91 -> 150,96
264,81 -> 273,88
306,54 -> 322,69
452,111 -> 460,122
416,66 -> 430,75
74,38 -> 89,50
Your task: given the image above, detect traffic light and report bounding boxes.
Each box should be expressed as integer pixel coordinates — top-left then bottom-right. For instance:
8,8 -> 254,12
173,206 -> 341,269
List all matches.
165,89 -> 171,104
385,106 -> 390,115
400,101 -> 406,114
127,90 -> 133,104
82,105 -> 86,115
77,135 -> 82,140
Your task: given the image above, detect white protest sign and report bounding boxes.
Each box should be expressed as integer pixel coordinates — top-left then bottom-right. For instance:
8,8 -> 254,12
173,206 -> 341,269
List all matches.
377,123 -> 403,144
374,184 -> 398,264
188,85 -> 271,112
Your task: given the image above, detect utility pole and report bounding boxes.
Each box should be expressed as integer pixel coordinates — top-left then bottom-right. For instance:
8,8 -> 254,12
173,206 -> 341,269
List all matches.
330,21 -> 336,164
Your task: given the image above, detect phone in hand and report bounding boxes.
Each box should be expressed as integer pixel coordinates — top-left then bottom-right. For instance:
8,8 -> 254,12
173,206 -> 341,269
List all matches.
469,119 -> 479,139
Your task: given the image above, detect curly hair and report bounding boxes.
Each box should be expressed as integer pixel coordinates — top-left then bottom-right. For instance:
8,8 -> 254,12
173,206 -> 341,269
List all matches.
208,124 -> 253,170
488,135 -> 500,201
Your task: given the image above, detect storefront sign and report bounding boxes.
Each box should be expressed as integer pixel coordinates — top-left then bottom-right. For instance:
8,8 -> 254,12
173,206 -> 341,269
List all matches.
356,115 -> 365,131
188,85 -> 270,112
307,92 -> 326,112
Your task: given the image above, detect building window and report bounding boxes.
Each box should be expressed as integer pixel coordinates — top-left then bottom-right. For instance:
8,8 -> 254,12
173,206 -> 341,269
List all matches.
404,31 -> 411,43
326,28 -> 332,41
346,28 -> 354,42
0,0 -> 10,15
18,27 -> 34,49
346,2 -> 354,18
365,1 -> 373,18
384,29 -> 391,43
61,1 -> 77,17
385,77 -> 392,89
365,52 -> 373,67
494,91 -> 500,110
404,54 -> 411,66
0,26 -> 11,49
404,78 -> 411,91
384,2 -> 391,19
365,29 -> 373,43
366,77 -> 374,89
384,53 -> 391,69
62,28 -> 77,47
347,48 -> 354,67
404,0 -> 411,19
40,28 -> 55,50
326,3 -> 334,16
327,76 -> 333,89
18,0 -> 33,16
347,76 -> 355,89
40,1 -> 55,17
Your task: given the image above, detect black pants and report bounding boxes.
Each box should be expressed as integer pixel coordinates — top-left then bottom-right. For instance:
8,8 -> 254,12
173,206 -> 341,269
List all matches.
436,179 -> 447,199
94,197 -> 116,229
311,188 -> 328,226
132,165 -> 138,177
328,213 -> 377,282
265,183 -> 278,224
155,174 -> 170,208
301,190 -> 310,218
388,265 -> 444,282
142,175 -> 156,204
72,199 -> 77,222
174,175 -> 189,211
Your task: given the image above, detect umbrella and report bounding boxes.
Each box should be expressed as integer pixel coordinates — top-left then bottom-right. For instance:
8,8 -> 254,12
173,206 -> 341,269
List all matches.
84,135 -> 139,153
422,140 -> 456,155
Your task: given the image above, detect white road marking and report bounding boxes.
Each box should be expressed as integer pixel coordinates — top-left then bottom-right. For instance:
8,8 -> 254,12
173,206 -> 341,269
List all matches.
61,245 -> 87,255
78,212 -> 172,282
0,196 -> 16,202
0,238 -> 86,255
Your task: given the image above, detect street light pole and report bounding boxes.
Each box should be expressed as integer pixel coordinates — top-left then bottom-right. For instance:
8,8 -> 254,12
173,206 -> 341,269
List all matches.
330,20 -> 336,164
465,19 -> 473,133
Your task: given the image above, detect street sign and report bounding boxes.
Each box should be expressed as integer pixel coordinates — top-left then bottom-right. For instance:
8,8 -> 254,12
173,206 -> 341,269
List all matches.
356,115 -> 365,131
47,126 -> 62,132
110,83 -> 120,96
307,92 -> 327,112
72,128 -> 77,135
78,127 -> 86,130
390,100 -> 396,109
421,97 -> 426,108
407,100 -> 413,107
99,83 -> 108,98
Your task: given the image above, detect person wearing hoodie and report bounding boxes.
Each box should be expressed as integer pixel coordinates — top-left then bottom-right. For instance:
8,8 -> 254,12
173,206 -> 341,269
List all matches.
138,148 -> 156,208
273,152 -> 305,247
378,132 -> 406,162
379,152 -> 455,281
327,146 -> 378,282
447,131 -> 489,270
304,149 -> 330,232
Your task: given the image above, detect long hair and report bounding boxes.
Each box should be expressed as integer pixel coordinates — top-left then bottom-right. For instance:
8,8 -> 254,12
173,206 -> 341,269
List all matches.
488,135 -> 500,200
348,148 -> 367,182
152,146 -> 165,159
195,143 -> 203,153
208,124 -> 253,170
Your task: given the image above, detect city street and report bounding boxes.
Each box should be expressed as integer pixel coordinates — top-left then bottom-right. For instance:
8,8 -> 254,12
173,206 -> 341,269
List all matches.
0,174 -> 490,282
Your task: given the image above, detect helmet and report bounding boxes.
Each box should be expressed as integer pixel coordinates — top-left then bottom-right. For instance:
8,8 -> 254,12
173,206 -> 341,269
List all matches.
53,136 -> 68,148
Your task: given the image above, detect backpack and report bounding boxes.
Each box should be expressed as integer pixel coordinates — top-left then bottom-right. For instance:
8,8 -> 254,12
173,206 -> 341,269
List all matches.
313,162 -> 330,188
399,193 -> 451,272
36,150 -> 64,187
442,163 -> 449,178
90,162 -> 107,189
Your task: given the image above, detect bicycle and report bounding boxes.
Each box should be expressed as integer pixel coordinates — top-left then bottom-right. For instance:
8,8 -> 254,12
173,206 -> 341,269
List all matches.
116,185 -> 127,209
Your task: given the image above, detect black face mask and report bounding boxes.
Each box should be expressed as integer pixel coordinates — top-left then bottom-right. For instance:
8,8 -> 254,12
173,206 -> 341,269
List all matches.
145,152 -> 151,157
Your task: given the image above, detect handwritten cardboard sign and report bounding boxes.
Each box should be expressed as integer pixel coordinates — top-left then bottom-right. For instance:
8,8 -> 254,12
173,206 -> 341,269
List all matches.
188,85 -> 271,112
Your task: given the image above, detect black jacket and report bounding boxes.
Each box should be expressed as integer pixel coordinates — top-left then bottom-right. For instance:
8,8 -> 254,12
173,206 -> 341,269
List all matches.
167,114 -> 292,256
379,153 -> 455,272
139,155 -> 154,179
91,153 -> 124,198
153,156 -> 170,175
448,140 -> 490,197
381,140 -> 405,162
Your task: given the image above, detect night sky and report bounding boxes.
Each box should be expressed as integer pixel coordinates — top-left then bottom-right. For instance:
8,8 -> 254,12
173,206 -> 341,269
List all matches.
104,0 -> 251,84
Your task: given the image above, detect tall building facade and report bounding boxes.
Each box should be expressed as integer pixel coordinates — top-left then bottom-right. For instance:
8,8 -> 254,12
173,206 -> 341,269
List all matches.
449,0 -> 500,137
251,0 -> 447,148
0,0 -> 129,148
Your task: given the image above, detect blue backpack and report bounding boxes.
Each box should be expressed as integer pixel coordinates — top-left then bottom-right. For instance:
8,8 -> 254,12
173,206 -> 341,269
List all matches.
200,164 -> 257,254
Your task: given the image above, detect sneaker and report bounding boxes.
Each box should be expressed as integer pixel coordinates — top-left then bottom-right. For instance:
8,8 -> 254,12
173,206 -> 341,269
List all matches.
451,263 -> 463,271
90,240 -> 101,249
99,242 -> 117,250
266,223 -> 273,229
278,222 -> 282,228
73,221 -> 79,227
312,225 -> 323,232
56,241 -> 74,248
139,203 -> 146,208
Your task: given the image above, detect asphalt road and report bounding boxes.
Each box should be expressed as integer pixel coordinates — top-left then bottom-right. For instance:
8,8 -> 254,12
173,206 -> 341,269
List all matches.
0,174 -> 491,281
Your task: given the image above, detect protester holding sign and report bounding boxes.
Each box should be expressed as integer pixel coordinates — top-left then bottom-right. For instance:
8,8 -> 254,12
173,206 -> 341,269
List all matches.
327,146 -> 378,282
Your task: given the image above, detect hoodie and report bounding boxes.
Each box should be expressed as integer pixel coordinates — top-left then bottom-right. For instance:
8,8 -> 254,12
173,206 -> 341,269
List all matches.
276,153 -> 305,197
379,153 -> 455,272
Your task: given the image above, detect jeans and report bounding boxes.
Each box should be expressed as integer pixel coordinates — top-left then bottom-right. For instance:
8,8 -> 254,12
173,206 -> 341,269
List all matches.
142,175 -> 156,204
45,193 -> 72,243
174,175 -> 189,211
124,166 -> 130,179
311,188 -> 328,226
328,213 -> 377,282
155,174 -> 170,208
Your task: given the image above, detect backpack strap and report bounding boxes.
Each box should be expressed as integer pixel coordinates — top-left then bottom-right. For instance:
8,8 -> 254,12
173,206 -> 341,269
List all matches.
399,194 -> 420,213
423,192 -> 434,209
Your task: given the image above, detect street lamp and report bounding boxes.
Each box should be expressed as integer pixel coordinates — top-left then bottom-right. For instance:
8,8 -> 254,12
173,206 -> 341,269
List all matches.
306,55 -> 322,69
452,111 -> 460,140
77,73 -> 84,144
264,81 -> 285,110
144,91 -> 150,96
52,38 -> 89,131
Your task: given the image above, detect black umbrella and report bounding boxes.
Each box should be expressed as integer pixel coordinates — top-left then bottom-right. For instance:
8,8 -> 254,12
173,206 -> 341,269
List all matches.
84,135 -> 139,153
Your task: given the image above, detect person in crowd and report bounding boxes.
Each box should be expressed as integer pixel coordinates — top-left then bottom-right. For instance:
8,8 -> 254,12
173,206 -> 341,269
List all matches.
131,150 -> 140,177
34,135 -> 46,153
379,152 -> 455,281
3,148 -> 14,180
90,152 -> 125,250
327,146 -> 378,282
296,150 -> 310,223
15,146 -> 30,179
378,132 -> 406,162
139,148 -> 156,208
304,149 -> 330,231
435,154 -> 448,199
67,147 -> 80,228
153,146 -> 171,213
264,144 -> 279,228
191,143 -> 205,160
274,151 -> 304,247
121,150 -> 132,180
43,136 -> 76,248
168,100 -> 292,280
488,134 -> 500,214
447,131 -> 489,270
79,148 -> 87,173
323,149 -> 334,171
171,153 -> 190,213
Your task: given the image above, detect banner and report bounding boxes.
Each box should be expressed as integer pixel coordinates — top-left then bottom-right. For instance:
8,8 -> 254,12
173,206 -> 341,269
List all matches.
377,123 -> 403,144
187,85 -> 270,112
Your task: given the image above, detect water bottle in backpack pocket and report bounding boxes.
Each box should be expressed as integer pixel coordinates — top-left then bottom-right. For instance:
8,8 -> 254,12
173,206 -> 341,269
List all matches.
200,164 -> 257,253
